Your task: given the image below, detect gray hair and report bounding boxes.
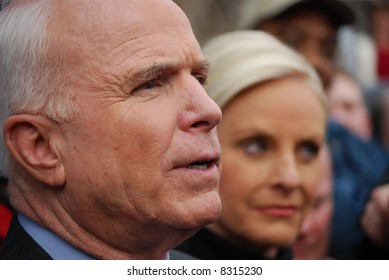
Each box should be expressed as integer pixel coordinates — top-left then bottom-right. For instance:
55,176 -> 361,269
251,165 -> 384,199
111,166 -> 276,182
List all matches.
0,0 -> 78,176
202,30 -> 327,110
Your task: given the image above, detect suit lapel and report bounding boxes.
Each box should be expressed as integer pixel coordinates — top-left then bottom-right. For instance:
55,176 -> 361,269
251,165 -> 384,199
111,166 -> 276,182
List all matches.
0,214 -> 52,260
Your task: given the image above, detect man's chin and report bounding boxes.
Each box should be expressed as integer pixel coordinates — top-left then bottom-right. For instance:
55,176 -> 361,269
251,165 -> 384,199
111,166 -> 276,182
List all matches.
200,191 -> 221,219
178,192 -> 222,229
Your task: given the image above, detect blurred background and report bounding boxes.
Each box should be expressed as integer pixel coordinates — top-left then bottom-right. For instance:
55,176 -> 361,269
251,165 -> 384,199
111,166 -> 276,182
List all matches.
173,0 -> 388,91
173,0 -> 379,44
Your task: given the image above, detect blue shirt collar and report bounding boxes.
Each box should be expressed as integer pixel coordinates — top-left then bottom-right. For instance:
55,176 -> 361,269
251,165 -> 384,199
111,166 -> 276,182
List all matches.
18,213 -> 96,260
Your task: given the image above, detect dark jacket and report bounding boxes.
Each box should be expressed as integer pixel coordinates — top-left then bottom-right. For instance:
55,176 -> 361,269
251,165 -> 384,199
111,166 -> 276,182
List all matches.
176,228 -> 292,260
0,215 -> 51,260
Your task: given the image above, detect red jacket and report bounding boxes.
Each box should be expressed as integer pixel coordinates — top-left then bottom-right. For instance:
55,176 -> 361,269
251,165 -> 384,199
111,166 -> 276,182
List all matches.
0,202 -> 12,246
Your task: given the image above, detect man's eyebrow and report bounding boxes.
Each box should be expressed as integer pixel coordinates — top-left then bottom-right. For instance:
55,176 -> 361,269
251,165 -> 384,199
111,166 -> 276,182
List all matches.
195,59 -> 211,73
132,63 -> 169,82
131,59 -> 210,83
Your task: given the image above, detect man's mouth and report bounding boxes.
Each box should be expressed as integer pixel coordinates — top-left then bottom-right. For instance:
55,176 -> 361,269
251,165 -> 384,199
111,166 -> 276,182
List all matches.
188,161 -> 214,170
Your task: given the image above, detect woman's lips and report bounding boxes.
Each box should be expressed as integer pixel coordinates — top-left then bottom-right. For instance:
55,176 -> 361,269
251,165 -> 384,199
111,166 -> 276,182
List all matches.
257,206 -> 298,217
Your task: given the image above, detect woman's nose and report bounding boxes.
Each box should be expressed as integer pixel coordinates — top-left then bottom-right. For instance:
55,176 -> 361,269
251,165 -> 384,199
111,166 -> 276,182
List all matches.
273,154 -> 301,193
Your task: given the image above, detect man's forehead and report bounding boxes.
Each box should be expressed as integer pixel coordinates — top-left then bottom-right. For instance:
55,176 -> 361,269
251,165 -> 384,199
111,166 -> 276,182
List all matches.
52,0 -> 190,38
46,0 -> 190,49
46,0 -> 202,81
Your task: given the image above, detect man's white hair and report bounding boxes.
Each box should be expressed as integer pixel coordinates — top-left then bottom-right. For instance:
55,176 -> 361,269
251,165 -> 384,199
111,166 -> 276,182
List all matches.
0,0 -> 78,176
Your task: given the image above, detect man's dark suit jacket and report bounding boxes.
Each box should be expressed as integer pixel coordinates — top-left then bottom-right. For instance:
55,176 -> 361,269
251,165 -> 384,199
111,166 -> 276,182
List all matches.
0,215 -> 195,260
0,215 -> 50,259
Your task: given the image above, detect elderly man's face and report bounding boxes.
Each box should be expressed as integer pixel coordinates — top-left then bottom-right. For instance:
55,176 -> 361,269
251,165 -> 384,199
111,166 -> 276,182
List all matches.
53,0 -> 222,250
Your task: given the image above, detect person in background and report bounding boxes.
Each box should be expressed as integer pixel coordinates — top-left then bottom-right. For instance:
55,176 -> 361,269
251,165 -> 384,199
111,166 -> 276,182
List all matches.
293,145 -> 333,260
177,30 -> 327,260
327,70 -> 372,142
238,0 -> 354,89
0,0 -> 222,260
238,0 -> 389,259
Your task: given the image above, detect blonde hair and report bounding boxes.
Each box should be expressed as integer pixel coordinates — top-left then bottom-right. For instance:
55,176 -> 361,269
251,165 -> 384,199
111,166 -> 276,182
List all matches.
202,30 -> 326,110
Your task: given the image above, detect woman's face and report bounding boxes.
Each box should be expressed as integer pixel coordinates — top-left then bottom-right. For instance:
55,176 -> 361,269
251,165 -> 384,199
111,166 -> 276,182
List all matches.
210,75 -> 326,248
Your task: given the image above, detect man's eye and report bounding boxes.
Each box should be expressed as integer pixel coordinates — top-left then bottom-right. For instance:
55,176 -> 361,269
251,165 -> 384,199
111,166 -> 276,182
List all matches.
194,74 -> 207,85
133,79 -> 162,92
297,141 -> 320,161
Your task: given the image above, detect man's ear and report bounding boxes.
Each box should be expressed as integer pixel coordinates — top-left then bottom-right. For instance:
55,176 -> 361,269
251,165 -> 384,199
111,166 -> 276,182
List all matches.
4,114 -> 65,187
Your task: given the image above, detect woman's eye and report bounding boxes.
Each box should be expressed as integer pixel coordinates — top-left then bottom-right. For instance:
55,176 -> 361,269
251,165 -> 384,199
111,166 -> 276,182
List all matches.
241,139 -> 267,156
297,141 -> 320,161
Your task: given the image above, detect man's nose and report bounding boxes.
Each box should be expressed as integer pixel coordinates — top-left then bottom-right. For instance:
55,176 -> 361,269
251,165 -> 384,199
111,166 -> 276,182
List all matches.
178,76 -> 222,133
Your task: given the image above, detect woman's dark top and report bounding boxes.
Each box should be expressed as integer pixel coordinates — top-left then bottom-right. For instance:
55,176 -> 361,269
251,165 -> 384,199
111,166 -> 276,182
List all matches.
176,228 -> 292,260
